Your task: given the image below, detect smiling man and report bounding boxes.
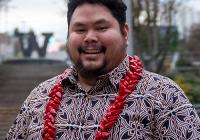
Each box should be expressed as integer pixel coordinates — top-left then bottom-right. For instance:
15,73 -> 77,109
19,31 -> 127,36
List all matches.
67,2 -> 128,91
6,0 -> 200,140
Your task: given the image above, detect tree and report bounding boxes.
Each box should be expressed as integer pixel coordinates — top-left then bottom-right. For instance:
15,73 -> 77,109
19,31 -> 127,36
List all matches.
185,23 -> 200,57
132,0 -> 181,73
0,0 -> 11,32
0,0 -> 11,9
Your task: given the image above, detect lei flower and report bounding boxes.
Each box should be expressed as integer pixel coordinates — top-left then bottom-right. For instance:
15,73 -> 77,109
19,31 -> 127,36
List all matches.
42,56 -> 143,140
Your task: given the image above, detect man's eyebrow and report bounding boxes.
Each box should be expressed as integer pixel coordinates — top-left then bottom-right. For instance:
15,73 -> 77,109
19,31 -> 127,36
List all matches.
71,19 -> 110,27
94,19 -> 110,25
72,22 -> 86,27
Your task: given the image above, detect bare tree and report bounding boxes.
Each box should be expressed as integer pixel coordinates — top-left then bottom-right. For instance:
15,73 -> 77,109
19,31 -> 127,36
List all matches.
0,0 -> 11,9
0,0 -> 11,31
132,0 -> 181,73
185,23 -> 200,58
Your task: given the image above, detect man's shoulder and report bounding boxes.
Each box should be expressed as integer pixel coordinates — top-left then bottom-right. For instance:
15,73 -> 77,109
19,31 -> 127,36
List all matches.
139,70 -> 190,107
142,70 -> 178,87
138,70 -> 187,99
27,68 -> 72,101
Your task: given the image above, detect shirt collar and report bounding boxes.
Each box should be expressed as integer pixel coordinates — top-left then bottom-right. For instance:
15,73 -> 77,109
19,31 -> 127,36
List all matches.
62,55 -> 130,90
107,55 -> 130,89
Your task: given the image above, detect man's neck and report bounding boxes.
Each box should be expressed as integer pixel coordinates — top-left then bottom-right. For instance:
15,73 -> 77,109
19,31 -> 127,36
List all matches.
78,74 -> 97,92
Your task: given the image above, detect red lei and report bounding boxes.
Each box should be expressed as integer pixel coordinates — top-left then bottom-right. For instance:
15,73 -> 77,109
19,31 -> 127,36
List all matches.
42,56 -> 143,140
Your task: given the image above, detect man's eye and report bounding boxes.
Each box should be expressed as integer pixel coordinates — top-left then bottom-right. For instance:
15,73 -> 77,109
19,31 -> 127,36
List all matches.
75,29 -> 86,33
97,27 -> 108,31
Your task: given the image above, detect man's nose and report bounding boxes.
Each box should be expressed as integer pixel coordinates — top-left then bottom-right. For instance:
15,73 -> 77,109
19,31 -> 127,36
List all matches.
84,30 -> 98,43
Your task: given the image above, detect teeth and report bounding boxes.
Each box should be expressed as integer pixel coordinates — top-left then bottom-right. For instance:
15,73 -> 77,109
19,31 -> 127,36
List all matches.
84,50 -> 101,54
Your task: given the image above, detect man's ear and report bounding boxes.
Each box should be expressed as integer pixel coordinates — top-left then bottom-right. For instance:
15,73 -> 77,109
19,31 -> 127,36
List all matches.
124,23 -> 129,45
123,23 -> 129,46
65,41 -> 69,54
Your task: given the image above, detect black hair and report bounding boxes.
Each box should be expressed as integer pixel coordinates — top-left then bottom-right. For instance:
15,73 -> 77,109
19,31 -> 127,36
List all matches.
67,0 -> 127,34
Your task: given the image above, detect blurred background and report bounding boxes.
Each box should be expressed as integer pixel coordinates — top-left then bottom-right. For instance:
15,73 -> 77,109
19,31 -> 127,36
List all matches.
0,0 -> 200,138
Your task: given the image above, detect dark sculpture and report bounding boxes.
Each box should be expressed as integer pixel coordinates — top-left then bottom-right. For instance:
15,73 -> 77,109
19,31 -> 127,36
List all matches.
14,29 -> 53,58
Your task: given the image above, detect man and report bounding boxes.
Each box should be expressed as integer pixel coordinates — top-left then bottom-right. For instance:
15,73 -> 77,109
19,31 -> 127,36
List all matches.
6,0 -> 200,139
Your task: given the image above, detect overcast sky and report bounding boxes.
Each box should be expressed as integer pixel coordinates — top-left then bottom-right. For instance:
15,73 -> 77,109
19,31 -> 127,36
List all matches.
1,0 -> 67,42
1,0 -> 200,42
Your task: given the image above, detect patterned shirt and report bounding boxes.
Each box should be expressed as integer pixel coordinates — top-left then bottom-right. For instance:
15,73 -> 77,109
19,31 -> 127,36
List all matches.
6,56 -> 200,140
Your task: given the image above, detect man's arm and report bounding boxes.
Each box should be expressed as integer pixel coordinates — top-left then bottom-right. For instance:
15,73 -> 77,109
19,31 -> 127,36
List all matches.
153,78 -> 200,139
5,101 -> 31,140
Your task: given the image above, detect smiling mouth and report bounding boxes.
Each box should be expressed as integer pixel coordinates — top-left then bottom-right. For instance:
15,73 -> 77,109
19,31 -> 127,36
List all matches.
83,49 -> 102,54
79,47 -> 106,54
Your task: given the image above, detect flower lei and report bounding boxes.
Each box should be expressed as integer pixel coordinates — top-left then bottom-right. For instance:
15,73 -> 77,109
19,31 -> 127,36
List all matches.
42,56 -> 143,140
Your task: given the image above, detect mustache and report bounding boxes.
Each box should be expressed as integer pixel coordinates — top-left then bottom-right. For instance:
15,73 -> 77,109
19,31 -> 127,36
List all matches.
78,44 -> 106,53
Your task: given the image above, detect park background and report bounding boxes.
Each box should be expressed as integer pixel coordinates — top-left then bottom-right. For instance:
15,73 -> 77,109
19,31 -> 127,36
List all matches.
0,0 -> 200,139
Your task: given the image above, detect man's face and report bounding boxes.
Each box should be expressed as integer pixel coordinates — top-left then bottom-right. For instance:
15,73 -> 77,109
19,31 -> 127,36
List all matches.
67,3 -> 128,78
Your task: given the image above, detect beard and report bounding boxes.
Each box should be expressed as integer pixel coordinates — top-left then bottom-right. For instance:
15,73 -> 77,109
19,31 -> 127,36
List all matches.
74,57 -> 107,79
67,43 -> 107,79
